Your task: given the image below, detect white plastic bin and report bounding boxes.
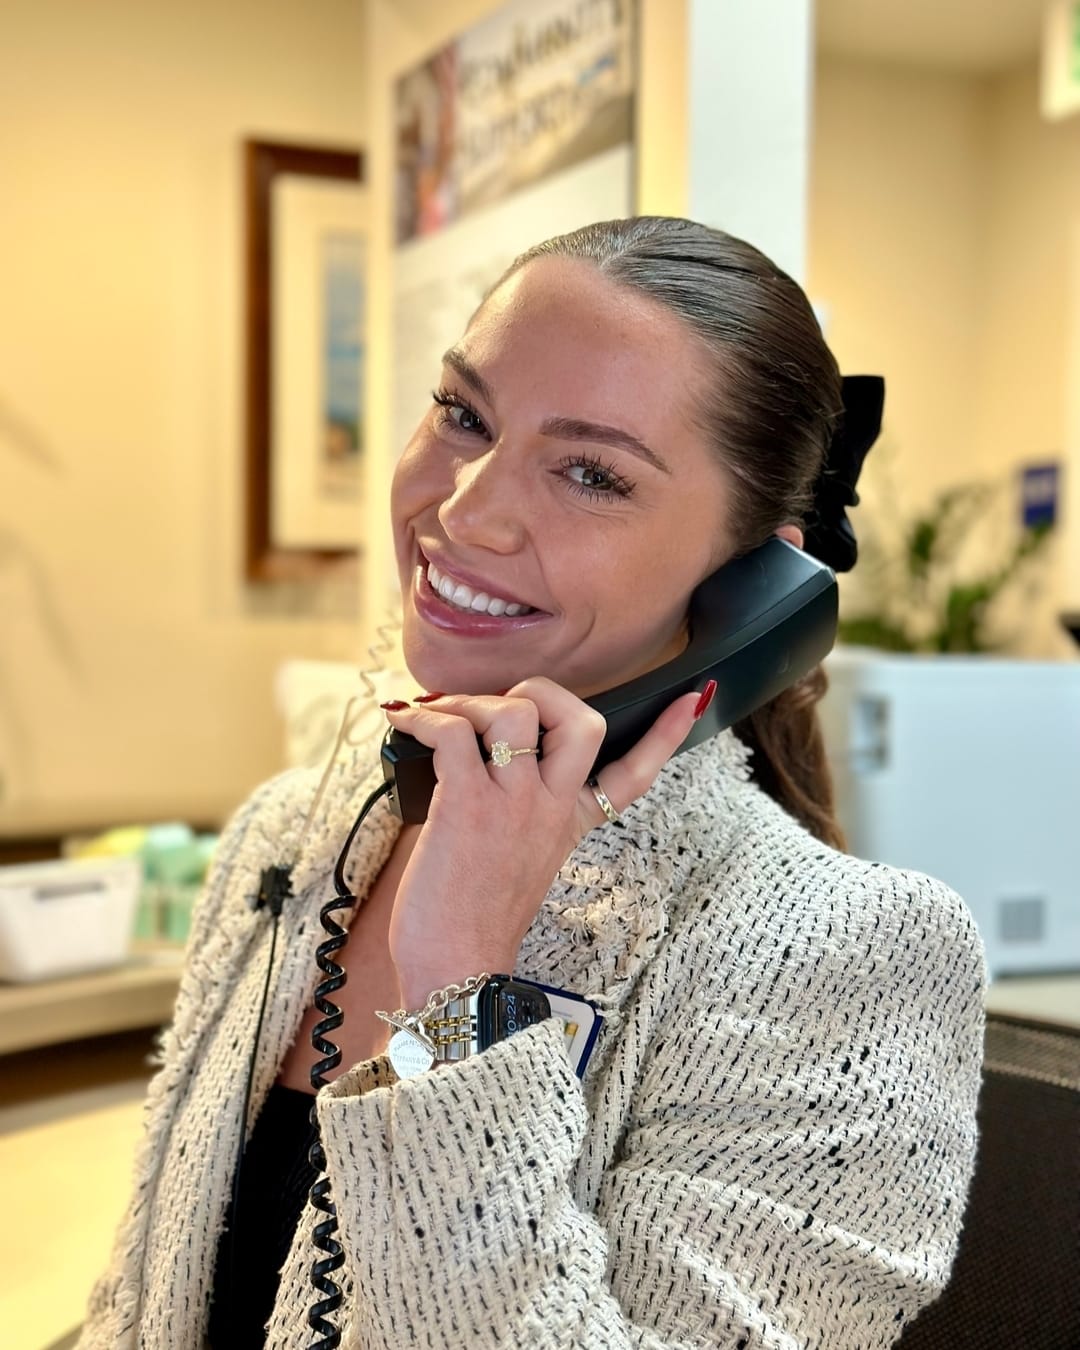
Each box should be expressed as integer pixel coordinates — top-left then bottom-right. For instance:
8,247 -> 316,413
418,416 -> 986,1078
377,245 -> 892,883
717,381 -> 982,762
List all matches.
0,857 -> 142,982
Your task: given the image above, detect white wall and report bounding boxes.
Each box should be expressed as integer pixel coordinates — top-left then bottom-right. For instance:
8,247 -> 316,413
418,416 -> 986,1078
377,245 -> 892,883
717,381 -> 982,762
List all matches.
687,0 -> 813,282
0,0 -> 367,830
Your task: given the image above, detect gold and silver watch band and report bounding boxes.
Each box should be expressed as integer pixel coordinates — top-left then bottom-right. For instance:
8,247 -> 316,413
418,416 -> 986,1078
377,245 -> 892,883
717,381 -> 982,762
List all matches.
375,974 -> 490,1079
427,992 -> 478,1064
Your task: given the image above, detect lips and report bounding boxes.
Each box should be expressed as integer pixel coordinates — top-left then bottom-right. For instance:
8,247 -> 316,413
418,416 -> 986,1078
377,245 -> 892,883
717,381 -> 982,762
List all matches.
412,552 -> 551,636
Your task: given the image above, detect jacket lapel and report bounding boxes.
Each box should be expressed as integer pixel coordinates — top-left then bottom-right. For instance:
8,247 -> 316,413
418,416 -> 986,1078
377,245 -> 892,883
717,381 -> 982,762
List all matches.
516,731 -> 749,1050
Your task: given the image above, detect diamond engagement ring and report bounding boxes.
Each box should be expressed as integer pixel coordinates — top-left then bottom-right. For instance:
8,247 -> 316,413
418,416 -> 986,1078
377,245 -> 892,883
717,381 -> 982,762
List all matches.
487,740 -> 539,768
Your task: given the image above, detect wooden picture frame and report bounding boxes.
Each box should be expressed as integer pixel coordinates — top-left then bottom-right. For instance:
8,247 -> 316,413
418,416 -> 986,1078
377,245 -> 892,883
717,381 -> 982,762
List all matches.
243,138 -> 365,582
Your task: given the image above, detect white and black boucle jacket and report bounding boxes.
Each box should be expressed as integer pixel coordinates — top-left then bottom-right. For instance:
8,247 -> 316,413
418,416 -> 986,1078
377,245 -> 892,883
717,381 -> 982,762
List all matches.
79,728 -> 985,1349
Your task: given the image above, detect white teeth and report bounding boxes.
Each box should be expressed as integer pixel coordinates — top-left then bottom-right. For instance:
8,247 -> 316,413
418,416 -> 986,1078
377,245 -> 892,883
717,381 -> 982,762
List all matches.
425,560 -> 533,617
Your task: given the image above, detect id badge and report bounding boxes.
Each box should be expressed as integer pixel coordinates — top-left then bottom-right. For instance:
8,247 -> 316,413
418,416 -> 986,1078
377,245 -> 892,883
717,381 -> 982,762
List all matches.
527,980 -> 604,1078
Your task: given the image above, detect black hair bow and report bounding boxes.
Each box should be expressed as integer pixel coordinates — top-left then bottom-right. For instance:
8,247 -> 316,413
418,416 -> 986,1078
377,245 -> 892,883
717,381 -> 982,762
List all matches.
803,374 -> 885,574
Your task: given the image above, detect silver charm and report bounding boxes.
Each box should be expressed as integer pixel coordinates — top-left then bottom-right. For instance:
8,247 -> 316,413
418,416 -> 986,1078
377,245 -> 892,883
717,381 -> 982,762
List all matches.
387,1027 -> 436,1078
375,973 -> 491,1078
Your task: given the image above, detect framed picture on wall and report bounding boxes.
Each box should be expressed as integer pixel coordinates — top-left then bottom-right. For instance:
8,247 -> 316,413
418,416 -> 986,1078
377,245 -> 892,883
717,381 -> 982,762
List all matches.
243,138 -> 367,581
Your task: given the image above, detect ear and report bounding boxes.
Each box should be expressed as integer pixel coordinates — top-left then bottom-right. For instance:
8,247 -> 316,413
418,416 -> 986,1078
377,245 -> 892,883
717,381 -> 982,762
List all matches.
774,523 -> 805,549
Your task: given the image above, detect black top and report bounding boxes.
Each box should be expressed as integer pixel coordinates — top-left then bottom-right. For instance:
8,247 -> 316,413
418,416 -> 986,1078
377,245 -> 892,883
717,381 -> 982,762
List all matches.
208,1083 -> 319,1348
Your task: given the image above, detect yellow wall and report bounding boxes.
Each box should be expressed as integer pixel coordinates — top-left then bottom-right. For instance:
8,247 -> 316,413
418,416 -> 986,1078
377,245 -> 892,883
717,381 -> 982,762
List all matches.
1069,220 -> 1080,610
809,55 -> 1079,655
809,57 -> 988,498
976,66 -> 1076,480
1,0 -> 695,833
977,64 -> 1080,633
0,0 -> 367,830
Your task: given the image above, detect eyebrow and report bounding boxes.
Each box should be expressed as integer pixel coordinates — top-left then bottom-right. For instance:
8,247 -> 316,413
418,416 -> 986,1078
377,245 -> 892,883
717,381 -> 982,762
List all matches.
442,347 -> 495,405
440,346 -> 672,476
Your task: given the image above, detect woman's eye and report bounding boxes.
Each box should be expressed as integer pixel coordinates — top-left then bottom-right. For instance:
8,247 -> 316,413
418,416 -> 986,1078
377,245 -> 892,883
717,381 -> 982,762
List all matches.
432,390 -> 487,436
561,457 -> 633,501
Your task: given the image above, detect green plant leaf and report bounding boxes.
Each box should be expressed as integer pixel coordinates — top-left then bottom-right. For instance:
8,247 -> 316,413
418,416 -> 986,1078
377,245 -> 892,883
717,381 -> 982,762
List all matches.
835,480 -> 1054,654
838,616 -> 916,652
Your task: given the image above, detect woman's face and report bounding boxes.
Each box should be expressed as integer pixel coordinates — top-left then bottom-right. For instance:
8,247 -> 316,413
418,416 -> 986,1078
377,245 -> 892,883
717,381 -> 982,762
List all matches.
391,256 -> 733,698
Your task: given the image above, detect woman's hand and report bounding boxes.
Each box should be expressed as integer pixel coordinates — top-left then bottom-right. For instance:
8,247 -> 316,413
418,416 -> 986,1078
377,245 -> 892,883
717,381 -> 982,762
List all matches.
381,677 -> 707,1007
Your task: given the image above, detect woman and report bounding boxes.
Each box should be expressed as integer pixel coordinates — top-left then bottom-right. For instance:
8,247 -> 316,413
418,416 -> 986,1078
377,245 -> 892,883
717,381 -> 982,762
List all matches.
80,218 -> 985,1349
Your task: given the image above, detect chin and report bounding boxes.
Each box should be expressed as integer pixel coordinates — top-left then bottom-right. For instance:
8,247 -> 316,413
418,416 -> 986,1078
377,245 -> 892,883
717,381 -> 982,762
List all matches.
401,628 -> 518,696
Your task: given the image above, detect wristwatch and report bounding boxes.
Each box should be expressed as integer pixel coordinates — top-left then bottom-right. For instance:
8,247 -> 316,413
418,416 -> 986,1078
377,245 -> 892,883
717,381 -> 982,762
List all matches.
386,975 -> 551,1079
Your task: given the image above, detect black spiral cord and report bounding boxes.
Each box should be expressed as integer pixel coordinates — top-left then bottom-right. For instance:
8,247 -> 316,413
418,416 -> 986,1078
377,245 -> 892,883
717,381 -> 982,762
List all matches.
306,778 -> 393,1349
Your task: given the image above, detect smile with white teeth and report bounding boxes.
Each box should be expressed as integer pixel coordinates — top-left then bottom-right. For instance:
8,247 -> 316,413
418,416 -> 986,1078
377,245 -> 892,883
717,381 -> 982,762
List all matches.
426,561 -> 535,617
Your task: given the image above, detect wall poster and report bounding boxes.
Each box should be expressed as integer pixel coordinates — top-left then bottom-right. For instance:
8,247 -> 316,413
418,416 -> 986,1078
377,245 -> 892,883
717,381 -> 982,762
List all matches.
392,0 -> 636,459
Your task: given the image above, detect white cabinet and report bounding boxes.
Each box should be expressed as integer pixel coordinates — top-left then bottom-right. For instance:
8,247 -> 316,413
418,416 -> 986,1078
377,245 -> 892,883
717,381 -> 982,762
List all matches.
819,647 -> 1080,978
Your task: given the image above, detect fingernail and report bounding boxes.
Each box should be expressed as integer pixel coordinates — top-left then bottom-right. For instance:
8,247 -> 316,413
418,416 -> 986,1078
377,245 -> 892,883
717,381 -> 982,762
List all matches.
413,691 -> 446,703
380,700 -> 409,711
693,679 -> 717,721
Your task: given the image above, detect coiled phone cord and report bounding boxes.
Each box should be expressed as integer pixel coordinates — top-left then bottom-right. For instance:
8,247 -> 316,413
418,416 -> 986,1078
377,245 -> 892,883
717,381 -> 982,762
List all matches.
306,778 -> 393,1349
223,632 -> 400,1344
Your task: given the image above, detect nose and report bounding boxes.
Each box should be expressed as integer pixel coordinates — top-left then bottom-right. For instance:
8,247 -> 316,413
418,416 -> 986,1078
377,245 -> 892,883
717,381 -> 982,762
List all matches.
437,446 -> 526,554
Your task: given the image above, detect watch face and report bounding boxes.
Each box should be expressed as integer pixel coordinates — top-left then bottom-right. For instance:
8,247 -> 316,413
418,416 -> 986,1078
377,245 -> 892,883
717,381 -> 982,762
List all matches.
478,978 -> 551,1049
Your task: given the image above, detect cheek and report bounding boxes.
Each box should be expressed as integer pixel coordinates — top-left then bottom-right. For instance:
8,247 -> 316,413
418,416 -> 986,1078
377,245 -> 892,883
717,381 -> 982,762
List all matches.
391,446 -> 431,574
587,538 -> 709,649
392,431 -> 439,521
389,457 -> 410,524
587,563 -> 686,649
609,537 -> 702,610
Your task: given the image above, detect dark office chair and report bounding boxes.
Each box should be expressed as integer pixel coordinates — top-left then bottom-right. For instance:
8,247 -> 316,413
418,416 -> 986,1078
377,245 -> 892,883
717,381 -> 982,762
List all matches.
898,1011 -> 1080,1349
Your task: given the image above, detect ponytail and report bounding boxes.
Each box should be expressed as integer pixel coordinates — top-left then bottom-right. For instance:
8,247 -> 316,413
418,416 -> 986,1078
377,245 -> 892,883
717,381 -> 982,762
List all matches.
733,665 -> 845,850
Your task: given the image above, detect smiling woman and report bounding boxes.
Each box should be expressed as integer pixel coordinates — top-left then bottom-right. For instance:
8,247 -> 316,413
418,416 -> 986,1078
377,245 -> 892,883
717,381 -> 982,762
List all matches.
393,252 -> 732,700
77,218 -> 985,1350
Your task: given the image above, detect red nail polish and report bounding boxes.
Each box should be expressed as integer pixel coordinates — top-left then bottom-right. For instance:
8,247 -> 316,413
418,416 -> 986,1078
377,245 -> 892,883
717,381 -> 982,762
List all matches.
693,679 -> 717,721
413,691 -> 446,703
380,700 -> 409,711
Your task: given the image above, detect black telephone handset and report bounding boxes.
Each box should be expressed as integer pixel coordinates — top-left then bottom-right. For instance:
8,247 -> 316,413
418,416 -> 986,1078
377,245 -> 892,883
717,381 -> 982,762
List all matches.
381,537 -> 838,823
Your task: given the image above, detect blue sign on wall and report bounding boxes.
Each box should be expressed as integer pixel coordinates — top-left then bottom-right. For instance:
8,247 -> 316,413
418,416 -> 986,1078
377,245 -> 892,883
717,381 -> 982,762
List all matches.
1020,462 -> 1061,529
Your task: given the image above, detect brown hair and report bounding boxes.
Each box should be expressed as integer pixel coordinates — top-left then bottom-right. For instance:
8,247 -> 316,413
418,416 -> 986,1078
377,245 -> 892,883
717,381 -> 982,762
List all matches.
502,217 -> 846,849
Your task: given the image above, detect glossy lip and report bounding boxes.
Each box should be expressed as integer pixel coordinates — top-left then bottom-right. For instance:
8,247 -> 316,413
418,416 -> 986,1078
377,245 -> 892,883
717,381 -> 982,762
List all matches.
412,563 -> 553,637
420,548 -> 543,613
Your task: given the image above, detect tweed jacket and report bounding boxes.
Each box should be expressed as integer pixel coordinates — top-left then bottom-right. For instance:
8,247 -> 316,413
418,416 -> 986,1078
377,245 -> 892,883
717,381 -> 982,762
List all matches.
78,727 -> 985,1349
